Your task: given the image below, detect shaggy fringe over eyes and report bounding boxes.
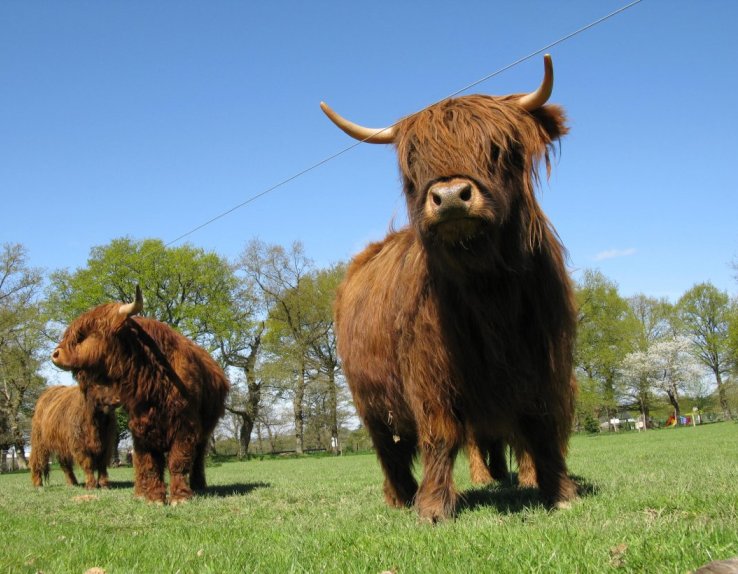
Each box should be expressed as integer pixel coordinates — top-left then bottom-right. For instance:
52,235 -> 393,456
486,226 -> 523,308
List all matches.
394,94 -> 568,250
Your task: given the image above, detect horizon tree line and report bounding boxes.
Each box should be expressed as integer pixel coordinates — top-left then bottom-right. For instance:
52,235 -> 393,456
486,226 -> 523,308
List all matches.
2,239 -> 737,469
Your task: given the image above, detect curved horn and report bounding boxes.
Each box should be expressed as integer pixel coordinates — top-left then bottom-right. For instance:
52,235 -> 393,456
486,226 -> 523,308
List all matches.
517,54 -> 554,111
118,284 -> 143,317
320,101 -> 395,144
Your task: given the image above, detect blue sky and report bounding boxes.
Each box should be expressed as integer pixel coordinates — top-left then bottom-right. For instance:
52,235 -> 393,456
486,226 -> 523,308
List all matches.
2,1 -> 737,302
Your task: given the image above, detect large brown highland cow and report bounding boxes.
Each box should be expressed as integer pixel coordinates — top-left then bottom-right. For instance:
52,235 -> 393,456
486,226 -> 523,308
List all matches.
51,287 -> 229,505
30,384 -> 120,489
322,55 -> 577,521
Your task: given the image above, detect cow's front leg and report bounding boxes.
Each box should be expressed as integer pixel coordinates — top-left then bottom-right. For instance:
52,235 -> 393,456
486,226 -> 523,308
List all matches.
132,448 -> 166,504
415,426 -> 462,523
168,434 -> 196,505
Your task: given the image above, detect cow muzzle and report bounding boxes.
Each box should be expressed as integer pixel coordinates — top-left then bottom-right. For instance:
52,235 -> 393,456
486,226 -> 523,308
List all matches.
423,178 -> 489,244
51,347 -> 69,370
430,180 -> 475,213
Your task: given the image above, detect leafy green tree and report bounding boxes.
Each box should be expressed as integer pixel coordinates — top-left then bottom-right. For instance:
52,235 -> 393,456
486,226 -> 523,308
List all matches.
218,318 -> 266,458
238,239 -> 319,455
300,264 -> 346,454
46,237 -> 237,345
575,270 -> 639,425
677,283 -> 734,420
729,303 -> 738,381
0,243 -> 47,470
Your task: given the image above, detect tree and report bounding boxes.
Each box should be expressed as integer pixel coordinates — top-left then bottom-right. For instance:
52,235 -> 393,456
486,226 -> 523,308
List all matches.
46,237 -> 236,345
219,319 -> 266,459
677,283 -> 734,420
621,336 -> 705,424
622,295 -> 674,422
0,243 -> 47,470
574,270 -> 639,425
238,239 -> 319,455
300,264 -> 346,454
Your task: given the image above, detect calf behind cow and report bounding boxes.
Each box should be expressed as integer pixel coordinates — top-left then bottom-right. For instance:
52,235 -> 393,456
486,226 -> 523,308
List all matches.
323,55 -> 578,521
30,383 -> 119,489
51,286 -> 229,505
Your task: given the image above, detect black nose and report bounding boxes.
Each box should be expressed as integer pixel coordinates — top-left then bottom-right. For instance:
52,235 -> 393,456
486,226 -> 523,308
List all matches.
429,181 -> 474,215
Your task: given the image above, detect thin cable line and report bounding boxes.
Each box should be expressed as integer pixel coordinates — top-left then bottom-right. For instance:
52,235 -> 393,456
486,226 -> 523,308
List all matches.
163,0 -> 642,249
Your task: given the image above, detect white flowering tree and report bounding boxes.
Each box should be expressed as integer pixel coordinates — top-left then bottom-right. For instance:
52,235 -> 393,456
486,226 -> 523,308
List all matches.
621,336 -> 706,425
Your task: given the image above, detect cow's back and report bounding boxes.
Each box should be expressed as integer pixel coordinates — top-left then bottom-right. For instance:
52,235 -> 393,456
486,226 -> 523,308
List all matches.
130,317 -> 229,432
32,386 -> 81,449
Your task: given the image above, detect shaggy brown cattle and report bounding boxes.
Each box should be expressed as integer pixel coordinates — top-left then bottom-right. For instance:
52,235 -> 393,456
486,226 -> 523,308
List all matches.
51,286 -> 229,505
30,384 -> 119,489
322,55 -> 577,521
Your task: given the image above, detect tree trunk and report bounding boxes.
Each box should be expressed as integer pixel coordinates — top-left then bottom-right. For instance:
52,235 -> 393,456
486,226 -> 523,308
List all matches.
327,367 -> 339,454
266,423 -> 277,454
294,361 -> 306,455
239,416 -> 255,458
714,370 -> 733,420
666,387 -> 681,424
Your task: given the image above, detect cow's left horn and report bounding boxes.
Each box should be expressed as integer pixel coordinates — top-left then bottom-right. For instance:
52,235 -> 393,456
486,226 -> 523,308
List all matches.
320,102 -> 395,144
517,54 -> 554,111
118,285 -> 143,317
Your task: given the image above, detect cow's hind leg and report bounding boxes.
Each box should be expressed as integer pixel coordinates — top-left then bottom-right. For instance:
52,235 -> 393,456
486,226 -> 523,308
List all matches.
514,443 -> 537,488
59,456 -> 79,486
467,436 -> 493,485
29,445 -> 49,487
366,418 -> 418,509
468,436 -> 510,485
132,448 -> 166,504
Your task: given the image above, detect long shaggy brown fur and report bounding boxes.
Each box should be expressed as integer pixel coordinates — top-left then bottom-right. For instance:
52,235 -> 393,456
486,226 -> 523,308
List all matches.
30,384 -> 119,489
52,302 -> 230,505
334,93 -> 577,521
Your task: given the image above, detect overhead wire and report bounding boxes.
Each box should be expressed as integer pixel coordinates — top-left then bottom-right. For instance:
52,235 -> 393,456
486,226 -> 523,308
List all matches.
162,0 -> 643,250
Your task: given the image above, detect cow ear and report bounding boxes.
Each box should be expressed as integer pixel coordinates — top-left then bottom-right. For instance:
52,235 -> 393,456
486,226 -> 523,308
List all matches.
531,104 -> 569,142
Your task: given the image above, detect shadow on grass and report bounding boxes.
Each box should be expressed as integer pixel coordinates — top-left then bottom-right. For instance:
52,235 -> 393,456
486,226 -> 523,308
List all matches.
459,473 -> 598,515
200,481 -> 271,498
105,481 -> 135,490
102,480 -> 270,498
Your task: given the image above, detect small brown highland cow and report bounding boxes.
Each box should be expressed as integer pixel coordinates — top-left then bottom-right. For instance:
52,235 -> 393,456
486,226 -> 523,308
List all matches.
51,286 -> 229,505
30,383 -> 119,489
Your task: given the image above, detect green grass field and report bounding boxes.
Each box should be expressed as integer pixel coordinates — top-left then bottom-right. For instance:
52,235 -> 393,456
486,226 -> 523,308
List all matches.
1,423 -> 737,574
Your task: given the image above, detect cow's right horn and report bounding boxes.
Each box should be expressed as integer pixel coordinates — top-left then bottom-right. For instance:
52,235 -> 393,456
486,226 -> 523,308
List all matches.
320,102 -> 395,144
517,54 -> 554,111
118,285 -> 143,317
